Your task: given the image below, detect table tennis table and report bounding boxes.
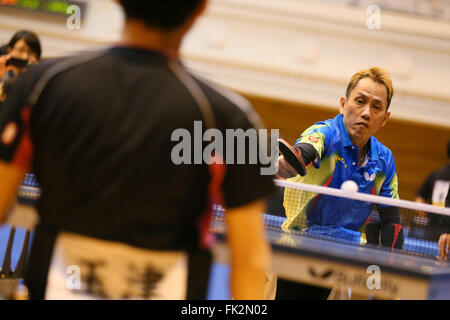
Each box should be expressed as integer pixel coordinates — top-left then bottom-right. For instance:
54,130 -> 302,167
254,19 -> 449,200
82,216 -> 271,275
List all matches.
2,184 -> 450,300
210,213 -> 450,300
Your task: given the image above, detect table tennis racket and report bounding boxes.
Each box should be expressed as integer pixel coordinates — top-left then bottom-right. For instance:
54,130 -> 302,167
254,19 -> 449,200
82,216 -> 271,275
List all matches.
277,138 -> 307,176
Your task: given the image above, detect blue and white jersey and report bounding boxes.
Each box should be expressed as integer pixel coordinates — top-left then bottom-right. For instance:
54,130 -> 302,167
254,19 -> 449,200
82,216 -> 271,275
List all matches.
282,114 -> 399,243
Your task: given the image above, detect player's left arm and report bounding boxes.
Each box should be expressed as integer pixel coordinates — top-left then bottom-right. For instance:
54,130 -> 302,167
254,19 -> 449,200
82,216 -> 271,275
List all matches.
226,199 -> 271,299
438,233 -> 450,260
438,200 -> 450,260
378,152 -> 404,249
276,123 -> 333,179
294,124 -> 332,167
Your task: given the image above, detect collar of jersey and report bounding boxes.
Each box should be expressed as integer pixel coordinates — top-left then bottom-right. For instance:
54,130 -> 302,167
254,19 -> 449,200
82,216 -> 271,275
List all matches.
336,114 -> 378,162
110,44 -> 179,61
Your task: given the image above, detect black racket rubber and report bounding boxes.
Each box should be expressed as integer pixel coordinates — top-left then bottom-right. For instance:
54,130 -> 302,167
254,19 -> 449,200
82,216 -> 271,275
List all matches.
277,138 -> 307,176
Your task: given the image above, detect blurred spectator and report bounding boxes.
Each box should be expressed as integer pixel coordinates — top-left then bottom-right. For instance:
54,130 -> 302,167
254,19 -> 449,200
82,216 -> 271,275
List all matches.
415,139 -> 450,259
0,30 -> 41,80
415,139 -> 449,205
0,30 -> 41,115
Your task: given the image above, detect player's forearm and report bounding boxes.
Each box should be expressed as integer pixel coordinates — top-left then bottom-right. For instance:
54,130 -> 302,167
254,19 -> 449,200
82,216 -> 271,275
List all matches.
229,228 -> 270,300
226,200 -> 271,300
230,258 -> 267,300
438,233 -> 450,260
276,143 -> 318,179
293,143 -> 318,166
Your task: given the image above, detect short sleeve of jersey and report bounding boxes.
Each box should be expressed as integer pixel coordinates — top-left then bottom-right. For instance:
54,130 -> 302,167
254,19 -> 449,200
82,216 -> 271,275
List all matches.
214,103 -> 275,209
379,149 -> 399,200
0,70 -> 36,171
194,78 -> 276,209
295,123 -> 333,160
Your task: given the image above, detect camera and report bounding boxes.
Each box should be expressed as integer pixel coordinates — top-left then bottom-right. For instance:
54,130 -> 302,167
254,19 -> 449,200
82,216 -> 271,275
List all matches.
5,57 -> 29,69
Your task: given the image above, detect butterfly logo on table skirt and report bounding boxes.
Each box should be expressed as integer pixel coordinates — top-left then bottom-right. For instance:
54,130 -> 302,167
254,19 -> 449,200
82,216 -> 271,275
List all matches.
308,267 -> 334,279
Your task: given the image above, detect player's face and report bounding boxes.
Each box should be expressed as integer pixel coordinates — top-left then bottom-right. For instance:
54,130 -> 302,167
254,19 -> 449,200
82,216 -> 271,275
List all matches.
339,78 -> 390,146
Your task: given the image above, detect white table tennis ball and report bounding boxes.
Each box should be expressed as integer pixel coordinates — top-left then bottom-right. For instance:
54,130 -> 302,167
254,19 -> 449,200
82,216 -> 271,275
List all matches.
341,180 -> 359,193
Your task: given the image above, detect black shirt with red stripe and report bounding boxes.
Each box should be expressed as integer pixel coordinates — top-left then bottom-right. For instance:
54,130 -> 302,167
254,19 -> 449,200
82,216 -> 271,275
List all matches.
0,47 -> 275,251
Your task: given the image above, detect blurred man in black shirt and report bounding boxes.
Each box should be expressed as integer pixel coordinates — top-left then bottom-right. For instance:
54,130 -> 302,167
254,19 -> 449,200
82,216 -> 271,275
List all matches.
0,1 -> 274,299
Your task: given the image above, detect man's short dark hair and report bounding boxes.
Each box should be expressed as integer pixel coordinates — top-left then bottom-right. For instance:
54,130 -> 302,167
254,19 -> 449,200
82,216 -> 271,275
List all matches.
8,30 -> 42,60
346,67 -> 394,111
119,0 -> 203,30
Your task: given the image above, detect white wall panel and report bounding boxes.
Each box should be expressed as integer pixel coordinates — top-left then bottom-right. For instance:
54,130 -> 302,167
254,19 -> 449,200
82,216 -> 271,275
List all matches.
0,0 -> 448,127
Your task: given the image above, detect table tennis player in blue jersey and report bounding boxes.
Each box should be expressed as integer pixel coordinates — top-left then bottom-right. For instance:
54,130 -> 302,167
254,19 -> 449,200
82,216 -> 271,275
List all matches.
275,67 -> 404,300
278,67 -> 404,248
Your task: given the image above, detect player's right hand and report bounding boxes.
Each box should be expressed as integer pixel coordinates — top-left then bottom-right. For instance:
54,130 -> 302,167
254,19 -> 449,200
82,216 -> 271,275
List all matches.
276,155 -> 298,179
438,233 -> 450,260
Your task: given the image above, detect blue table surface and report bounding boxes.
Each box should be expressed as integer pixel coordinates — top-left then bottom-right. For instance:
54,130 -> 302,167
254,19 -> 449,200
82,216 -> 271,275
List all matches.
0,225 -> 31,272
1,213 -> 449,300
260,214 -> 444,269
